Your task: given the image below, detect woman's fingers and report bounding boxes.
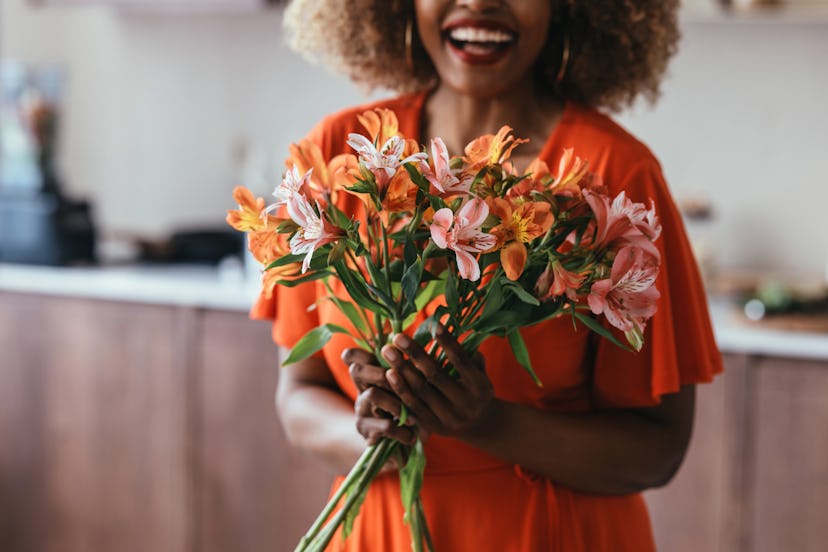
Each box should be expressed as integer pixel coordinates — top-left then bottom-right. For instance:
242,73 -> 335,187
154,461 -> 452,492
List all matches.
433,325 -> 488,394
391,333 -> 438,380
354,386 -> 403,419
354,386 -> 417,445
355,416 -> 418,446
343,347 -> 389,391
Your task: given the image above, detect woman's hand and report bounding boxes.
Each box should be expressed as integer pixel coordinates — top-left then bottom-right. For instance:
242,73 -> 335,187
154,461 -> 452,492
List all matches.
381,325 -> 494,440
342,348 -> 419,447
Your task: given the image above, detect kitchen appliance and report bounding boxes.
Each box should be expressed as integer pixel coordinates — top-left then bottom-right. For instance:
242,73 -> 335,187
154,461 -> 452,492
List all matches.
0,62 -> 96,265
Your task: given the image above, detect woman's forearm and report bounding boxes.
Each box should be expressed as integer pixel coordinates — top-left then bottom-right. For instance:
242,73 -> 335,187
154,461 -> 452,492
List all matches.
275,354 -> 366,475
458,385 -> 696,495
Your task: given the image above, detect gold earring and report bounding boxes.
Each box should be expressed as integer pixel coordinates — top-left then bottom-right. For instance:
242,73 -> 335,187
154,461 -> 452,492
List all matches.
555,34 -> 570,85
405,17 -> 414,73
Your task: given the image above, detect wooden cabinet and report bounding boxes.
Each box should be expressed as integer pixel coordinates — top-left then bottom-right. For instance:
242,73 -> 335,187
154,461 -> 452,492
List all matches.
195,309 -> 330,552
2,289 -> 827,550
0,293 -> 192,551
0,292 -> 330,552
748,356 -> 828,552
645,353 -> 828,552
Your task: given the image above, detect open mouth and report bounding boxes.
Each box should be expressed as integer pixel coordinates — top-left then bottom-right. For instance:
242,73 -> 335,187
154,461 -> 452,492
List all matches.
442,21 -> 517,65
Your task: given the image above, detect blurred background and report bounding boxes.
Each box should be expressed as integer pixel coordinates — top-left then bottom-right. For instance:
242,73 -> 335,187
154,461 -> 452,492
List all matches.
0,0 -> 826,551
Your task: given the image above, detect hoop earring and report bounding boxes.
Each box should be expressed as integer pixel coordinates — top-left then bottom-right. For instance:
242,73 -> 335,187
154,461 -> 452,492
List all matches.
405,17 -> 414,74
555,34 -> 570,85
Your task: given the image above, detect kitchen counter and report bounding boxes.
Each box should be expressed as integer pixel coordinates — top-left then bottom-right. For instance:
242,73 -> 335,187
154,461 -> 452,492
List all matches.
1,262 -> 826,360
0,261 -> 260,312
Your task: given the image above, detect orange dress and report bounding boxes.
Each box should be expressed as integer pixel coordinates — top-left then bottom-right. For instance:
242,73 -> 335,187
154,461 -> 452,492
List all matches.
252,91 -> 723,551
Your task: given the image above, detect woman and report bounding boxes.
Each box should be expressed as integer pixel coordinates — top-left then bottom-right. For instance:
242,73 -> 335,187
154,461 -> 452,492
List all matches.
255,0 -> 723,550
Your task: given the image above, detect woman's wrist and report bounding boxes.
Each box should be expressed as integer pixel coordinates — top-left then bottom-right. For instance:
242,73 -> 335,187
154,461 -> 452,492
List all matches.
455,397 -> 507,445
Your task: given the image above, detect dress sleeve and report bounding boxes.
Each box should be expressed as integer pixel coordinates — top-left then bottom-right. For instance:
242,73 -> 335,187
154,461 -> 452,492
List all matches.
590,159 -> 723,408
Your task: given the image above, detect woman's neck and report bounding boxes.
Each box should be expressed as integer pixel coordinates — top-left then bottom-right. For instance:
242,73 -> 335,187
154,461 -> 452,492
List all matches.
421,83 -> 564,164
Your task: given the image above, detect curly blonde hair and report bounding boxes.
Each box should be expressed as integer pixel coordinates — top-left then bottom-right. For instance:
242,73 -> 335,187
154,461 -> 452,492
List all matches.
284,0 -> 679,112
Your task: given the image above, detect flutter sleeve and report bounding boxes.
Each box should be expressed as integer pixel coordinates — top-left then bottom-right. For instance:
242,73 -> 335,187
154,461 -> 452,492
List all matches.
590,158 -> 723,408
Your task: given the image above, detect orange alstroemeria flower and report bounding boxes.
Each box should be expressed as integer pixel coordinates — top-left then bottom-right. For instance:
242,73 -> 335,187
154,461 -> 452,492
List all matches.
248,229 -> 290,266
535,260 -> 586,302
464,125 -> 528,172
551,148 -> 589,197
488,197 -> 554,280
288,140 -> 356,205
226,186 -> 271,232
358,108 -> 400,146
381,170 -> 418,214
252,231 -> 299,299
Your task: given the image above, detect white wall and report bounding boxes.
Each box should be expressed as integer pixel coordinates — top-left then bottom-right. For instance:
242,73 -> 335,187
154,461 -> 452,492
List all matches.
617,17 -> 828,280
1,0 -> 369,242
2,1 -> 827,278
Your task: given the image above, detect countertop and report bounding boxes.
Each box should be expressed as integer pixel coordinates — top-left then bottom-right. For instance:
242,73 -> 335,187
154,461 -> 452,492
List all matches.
1,262 -> 826,360
0,261 -> 260,312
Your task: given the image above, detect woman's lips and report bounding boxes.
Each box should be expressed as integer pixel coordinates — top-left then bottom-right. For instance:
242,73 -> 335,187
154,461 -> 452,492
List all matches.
442,19 -> 517,66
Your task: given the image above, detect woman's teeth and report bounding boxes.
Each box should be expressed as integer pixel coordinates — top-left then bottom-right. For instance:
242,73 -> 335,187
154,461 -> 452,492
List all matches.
448,27 -> 514,44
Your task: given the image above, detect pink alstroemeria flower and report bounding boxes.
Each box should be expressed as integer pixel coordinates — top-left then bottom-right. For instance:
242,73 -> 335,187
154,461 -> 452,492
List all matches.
421,137 -> 469,196
588,246 -> 660,350
430,198 -> 497,281
286,193 -> 341,273
584,189 -> 662,258
265,166 -> 313,215
346,133 -> 427,187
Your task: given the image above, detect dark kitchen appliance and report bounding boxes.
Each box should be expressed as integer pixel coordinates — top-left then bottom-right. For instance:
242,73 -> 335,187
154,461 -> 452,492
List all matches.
0,62 -> 96,265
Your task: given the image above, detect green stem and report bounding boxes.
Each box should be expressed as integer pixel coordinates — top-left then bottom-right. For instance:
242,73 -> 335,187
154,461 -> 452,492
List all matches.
293,445 -> 377,552
380,222 -> 402,325
303,439 -> 398,552
416,498 -> 435,552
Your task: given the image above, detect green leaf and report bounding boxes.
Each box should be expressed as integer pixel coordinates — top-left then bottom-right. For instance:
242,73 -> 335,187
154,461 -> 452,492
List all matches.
275,270 -> 331,288
365,258 -> 390,291
399,440 -> 427,525
281,323 -> 350,366
404,163 -> 432,194
572,310 -> 631,351
504,281 -> 541,306
473,309 -> 527,335
412,315 -> 440,347
402,277 -> 445,330
507,330 -> 543,387
328,203 -> 354,230
266,253 -> 305,270
345,181 -> 377,195
332,259 -> 390,316
276,219 -> 298,234
390,229 -> 431,244
401,258 -> 423,311
444,269 -> 459,317
327,240 -> 347,265
479,278 -> 506,320
324,294 -> 369,336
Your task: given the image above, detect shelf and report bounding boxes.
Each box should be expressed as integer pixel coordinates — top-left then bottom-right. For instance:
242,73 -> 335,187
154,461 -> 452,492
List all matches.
681,4 -> 828,24
32,0 -> 277,13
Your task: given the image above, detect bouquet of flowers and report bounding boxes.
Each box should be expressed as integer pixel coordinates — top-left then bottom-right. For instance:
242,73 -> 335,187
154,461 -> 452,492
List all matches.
227,108 -> 662,552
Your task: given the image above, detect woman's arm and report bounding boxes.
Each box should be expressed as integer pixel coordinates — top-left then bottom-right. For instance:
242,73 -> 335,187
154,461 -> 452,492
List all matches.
275,349 -> 366,474
275,347 -> 417,474
368,329 -> 695,495
462,387 -> 694,495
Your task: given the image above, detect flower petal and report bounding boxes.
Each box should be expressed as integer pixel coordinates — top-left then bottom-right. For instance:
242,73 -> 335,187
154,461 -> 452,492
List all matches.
500,241 -> 527,281
454,248 -> 481,281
